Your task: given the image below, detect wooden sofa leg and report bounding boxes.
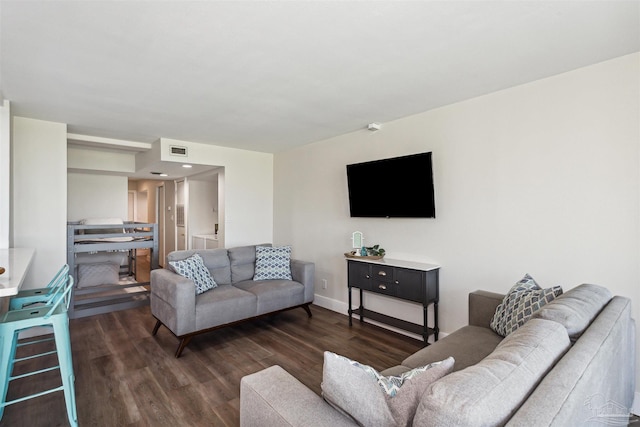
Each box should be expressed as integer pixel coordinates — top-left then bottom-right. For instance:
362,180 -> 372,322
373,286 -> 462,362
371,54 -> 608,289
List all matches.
175,336 -> 193,358
152,319 -> 162,336
302,304 -> 312,318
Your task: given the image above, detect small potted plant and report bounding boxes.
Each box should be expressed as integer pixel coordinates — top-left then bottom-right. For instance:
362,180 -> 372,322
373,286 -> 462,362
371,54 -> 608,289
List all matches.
345,244 -> 385,259
365,245 -> 386,258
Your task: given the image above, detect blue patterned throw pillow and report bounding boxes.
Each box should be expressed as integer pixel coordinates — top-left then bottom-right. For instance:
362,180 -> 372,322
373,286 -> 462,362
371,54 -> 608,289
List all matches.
490,274 -> 563,336
169,253 -> 217,295
253,246 -> 292,280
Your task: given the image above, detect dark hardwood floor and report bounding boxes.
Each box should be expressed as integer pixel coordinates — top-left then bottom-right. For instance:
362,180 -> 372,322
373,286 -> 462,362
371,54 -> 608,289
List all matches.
1,302 -> 424,426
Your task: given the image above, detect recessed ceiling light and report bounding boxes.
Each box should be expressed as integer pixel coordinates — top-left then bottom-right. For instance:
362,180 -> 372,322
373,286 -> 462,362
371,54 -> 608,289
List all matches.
160,173 -> 168,177
182,164 -> 192,168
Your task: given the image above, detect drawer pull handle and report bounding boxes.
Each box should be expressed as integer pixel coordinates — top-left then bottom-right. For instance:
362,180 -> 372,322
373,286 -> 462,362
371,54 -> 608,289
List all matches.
378,271 -> 387,276
378,284 -> 387,290
395,280 -> 399,284
366,275 -> 370,279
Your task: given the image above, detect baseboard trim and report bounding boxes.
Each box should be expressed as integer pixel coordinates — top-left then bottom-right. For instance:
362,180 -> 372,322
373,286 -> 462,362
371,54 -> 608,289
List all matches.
632,392 -> 640,416
313,294 -> 445,343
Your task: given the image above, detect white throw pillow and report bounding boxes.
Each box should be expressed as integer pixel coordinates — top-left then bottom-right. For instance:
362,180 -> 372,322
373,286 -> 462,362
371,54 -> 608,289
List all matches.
321,351 -> 455,427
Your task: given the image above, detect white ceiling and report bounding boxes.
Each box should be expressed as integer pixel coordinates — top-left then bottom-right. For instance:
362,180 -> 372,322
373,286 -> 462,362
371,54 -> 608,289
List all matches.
1,1 -> 639,154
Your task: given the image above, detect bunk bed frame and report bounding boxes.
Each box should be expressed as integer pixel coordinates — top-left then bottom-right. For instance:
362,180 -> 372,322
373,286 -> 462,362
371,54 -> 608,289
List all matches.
66,221 -> 159,319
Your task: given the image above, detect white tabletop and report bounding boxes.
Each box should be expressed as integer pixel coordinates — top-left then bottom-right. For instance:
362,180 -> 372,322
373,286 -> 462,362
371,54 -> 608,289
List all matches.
346,256 -> 440,272
0,248 -> 35,297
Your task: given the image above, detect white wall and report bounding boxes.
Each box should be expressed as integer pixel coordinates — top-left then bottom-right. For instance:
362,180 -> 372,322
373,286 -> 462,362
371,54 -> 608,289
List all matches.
67,173 -> 128,221
68,146 -> 135,173
12,117 -> 67,288
0,100 -> 10,248
274,53 -> 640,386
160,138 -> 272,247
188,178 -> 218,243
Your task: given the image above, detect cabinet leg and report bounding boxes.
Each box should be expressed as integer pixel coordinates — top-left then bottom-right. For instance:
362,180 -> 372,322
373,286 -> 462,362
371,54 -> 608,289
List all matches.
348,286 -> 353,326
423,304 -> 429,344
359,289 -> 363,323
434,301 -> 439,341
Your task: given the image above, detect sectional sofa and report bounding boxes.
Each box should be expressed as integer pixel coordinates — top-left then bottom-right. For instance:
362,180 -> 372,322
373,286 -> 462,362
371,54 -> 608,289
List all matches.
240,283 -> 635,426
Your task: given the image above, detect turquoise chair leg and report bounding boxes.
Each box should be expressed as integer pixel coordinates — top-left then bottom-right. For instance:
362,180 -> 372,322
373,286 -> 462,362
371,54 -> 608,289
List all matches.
0,328 -> 18,420
52,316 -> 78,427
1,274 -> 77,425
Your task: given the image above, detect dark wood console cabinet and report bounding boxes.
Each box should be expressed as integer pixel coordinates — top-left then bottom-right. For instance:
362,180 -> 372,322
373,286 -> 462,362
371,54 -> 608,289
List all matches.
347,258 -> 440,344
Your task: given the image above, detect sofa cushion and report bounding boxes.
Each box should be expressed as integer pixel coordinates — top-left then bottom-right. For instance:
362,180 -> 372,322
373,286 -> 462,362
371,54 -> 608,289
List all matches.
532,283 -> 612,341
169,253 -> 217,295
401,325 -> 503,373
195,284 -> 257,330
234,279 -> 304,315
196,249 -> 232,285
321,352 -> 454,427
490,274 -> 563,336
228,245 -> 261,283
253,245 -> 293,280
414,318 -> 570,427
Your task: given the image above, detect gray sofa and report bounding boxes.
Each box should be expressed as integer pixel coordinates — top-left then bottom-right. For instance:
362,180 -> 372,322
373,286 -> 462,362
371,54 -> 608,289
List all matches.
240,284 -> 635,426
150,244 -> 315,357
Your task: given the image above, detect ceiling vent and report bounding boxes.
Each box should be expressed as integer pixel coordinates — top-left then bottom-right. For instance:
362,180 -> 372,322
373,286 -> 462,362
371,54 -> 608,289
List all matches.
170,145 -> 188,156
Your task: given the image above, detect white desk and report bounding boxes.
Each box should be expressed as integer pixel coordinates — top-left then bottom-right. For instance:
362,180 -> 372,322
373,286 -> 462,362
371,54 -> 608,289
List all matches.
0,248 -> 35,296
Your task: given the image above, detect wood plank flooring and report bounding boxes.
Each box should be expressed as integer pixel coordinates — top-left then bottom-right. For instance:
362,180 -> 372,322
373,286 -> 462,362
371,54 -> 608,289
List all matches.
0,303 -> 424,427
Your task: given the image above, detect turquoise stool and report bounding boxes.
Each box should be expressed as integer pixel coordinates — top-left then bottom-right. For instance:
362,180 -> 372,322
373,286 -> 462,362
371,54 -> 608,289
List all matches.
9,264 -> 69,310
0,274 -> 77,427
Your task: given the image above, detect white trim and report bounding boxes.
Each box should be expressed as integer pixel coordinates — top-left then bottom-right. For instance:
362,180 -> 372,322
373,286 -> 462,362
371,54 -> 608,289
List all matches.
0,100 -> 10,249
632,392 -> 640,416
67,133 -> 152,151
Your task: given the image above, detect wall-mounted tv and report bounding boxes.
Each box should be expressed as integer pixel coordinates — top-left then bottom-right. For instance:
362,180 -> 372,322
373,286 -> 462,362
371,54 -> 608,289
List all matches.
346,152 -> 435,218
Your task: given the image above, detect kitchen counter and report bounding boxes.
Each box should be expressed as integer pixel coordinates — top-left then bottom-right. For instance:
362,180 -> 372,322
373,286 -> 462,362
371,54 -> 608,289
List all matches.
0,247 -> 35,297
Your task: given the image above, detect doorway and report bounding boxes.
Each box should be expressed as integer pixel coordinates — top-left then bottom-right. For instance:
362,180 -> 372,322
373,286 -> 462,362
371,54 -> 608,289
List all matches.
175,179 -> 188,251
156,184 -> 166,267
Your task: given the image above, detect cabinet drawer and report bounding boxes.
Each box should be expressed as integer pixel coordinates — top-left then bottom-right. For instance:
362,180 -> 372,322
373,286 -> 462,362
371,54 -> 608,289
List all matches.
371,265 -> 394,283
370,280 -> 397,297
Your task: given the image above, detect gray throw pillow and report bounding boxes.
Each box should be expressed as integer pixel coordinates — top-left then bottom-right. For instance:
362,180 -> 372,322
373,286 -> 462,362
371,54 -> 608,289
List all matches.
77,262 -> 119,288
321,351 -> 455,427
490,274 -> 563,337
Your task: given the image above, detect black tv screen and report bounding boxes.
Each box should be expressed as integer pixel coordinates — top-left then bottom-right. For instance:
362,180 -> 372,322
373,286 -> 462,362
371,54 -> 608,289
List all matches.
346,152 -> 435,218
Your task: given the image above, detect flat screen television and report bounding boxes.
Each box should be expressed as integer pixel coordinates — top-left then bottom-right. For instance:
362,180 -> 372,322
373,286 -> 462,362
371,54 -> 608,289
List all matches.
346,152 -> 435,218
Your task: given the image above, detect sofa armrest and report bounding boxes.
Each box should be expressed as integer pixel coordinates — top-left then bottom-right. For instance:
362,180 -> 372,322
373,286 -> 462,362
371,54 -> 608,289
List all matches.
291,259 -> 315,303
150,268 -> 197,335
469,290 -> 504,328
240,365 -> 356,427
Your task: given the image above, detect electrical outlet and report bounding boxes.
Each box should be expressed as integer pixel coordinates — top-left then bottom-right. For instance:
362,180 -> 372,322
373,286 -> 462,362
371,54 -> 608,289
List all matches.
322,279 -> 328,289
